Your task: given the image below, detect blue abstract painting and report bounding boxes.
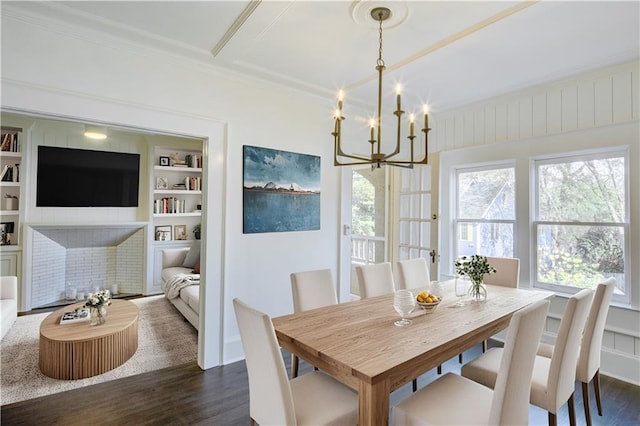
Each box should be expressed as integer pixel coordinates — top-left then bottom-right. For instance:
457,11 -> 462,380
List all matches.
243,145 -> 321,233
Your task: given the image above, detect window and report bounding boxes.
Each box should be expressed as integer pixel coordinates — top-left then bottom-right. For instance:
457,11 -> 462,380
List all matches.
534,151 -> 627,298
455,166 -> 515,258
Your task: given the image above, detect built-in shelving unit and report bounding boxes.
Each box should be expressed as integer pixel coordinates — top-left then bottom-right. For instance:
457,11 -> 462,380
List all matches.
0,127 -> 23,247
1,126 -> 24,286
152,147 -> 203,243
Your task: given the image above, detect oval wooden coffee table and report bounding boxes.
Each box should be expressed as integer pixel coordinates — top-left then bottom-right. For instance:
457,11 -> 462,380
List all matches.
39,299 -> 139,380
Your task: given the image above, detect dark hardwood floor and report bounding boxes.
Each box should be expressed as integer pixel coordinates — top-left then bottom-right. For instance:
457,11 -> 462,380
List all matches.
2,344 -> 639,425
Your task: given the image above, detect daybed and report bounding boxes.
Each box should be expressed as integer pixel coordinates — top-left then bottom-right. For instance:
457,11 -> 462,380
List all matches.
161,245 -> 201,330
1,276 -> 18,340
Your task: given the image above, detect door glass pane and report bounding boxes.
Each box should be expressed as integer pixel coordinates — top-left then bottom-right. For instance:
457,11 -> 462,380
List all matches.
410,221 -> 419,246
420,222 -> 431,247
411,194 -> 420,218
421,194 -> 432,219
400,220 -> 410,245
412,169 -> 421,191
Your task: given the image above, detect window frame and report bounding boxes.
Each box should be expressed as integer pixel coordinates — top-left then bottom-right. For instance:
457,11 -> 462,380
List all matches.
453,162 -> 517,262
531,148 -> 630,304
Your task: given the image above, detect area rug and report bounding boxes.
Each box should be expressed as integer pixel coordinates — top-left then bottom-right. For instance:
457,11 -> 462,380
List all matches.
0,295 -> 197,405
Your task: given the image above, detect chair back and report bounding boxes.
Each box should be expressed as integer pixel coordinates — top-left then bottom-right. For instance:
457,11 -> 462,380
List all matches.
397,258 -> 430,290
547,289 -> 593,409
489,299 -> 550,425
356,262 -> 395,298
290,269 -> 338,312
483,256 -> 520,287
233,298 -> 296,425
577,277 -> 616,382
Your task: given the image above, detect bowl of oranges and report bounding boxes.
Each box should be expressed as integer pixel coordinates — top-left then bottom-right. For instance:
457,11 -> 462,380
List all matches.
416,291 -> 441,313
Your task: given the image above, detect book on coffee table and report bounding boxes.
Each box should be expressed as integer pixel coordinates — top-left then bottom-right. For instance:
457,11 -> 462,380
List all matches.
60,308 -> 90,324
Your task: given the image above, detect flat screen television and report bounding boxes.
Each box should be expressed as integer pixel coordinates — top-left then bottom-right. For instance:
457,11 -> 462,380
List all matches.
36,146 -> 140,207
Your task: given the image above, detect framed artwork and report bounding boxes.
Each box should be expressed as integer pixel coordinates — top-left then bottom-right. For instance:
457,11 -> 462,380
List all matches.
156,177 -> 169,190
154,225 -> 172,241
174,224 -> 187,240
243,145 -> 320,233
159,156 -> 170,166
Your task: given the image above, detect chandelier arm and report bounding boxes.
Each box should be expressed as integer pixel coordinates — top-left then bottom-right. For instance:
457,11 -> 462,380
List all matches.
334,158 -> 388,167
334,129 -> 375,163
380,161 -> 414,169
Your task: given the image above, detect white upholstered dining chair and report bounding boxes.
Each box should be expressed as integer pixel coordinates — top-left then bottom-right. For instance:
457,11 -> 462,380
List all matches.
482,256 -> 520,287
233,298 -> 358,426
480,256 -> 520,353
356,262 -> 395,298
357,262 -> 424,391
397,257 -> 430,290
462,288 -> 593,426
289,268 -> 338,378
393,299 -> 550,425
397,257 -> 453,376
536,277 -> 616,426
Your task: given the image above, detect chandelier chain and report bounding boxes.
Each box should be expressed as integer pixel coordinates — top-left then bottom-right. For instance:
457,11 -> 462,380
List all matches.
377,11 -> 385,68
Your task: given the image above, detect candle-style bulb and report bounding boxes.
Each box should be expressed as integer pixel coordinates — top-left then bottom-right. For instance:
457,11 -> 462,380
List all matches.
423,104 -> 429,131
409,114 -> 415,137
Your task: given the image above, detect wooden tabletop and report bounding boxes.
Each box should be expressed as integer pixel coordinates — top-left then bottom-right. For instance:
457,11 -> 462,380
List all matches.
40,299 -> 138,341
40,299 -> 139,379
272,280 -> 554,425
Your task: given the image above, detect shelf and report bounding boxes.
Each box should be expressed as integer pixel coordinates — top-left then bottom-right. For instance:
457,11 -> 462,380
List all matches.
154,190 -> 202,195
154,166 -> 202,173
0,151 -> 21,158
0,182 -> 20,187
0,210 -> 19,216
153,212 -> 201,218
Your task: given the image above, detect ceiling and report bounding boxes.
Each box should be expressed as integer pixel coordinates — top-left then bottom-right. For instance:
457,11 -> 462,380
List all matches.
5,1 -> 640,114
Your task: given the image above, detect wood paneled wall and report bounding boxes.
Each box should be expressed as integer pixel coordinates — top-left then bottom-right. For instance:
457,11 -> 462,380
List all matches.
432,60 -> 639,151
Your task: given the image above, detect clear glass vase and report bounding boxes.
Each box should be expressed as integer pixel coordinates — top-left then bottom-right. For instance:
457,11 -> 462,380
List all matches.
468,281 -> 487,302
90,306 -> 107,326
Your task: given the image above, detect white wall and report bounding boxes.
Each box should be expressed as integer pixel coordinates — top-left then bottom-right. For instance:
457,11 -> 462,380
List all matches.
433,60 -> 640,384
1,9 -> 342,368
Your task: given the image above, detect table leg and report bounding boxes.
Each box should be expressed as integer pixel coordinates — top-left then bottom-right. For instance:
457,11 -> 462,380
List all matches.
359,378 -> 391,425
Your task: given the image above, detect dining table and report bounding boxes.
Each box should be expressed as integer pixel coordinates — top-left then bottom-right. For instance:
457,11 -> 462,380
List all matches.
272,279 -> 554,425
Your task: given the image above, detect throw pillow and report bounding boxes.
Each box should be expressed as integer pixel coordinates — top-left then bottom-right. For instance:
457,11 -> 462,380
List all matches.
182,243 -> 201,268
192,258 -> 200,274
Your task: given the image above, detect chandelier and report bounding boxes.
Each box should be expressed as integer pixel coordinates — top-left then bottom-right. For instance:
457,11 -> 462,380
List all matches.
332,7 -> 430,169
